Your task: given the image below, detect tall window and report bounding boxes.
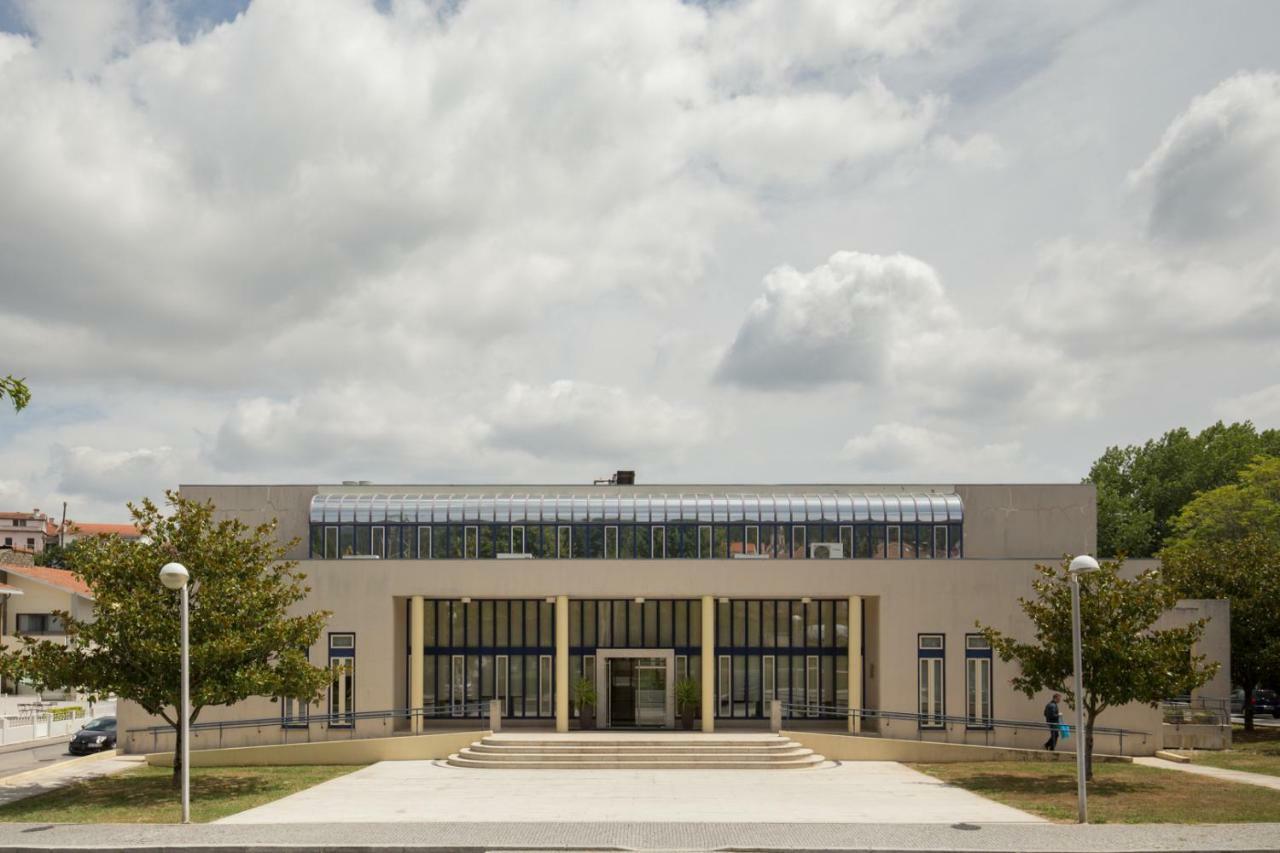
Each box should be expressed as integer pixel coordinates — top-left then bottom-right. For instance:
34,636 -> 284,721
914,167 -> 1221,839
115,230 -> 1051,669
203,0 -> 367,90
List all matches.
965,634 -> 993,728
329,633 -> 355,727
918,634 -> 944,728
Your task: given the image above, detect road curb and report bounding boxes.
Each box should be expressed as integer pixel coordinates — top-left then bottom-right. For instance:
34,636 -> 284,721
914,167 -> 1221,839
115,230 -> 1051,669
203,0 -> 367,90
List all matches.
0,735 -> 70,758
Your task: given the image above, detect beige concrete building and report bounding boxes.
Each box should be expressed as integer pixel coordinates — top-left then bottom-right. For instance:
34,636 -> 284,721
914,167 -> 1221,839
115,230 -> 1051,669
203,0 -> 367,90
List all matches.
118,481 -> 1228,756
0,554 -> 95,696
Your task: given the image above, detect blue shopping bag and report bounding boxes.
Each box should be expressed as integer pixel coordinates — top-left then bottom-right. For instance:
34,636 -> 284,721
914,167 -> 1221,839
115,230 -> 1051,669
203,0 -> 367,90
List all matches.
1058,723 -> 1070,739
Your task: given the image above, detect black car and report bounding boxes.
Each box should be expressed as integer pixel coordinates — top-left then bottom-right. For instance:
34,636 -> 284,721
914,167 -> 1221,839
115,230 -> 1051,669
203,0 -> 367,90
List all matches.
1249,690 -> 1280,718
68,716 -> 116,755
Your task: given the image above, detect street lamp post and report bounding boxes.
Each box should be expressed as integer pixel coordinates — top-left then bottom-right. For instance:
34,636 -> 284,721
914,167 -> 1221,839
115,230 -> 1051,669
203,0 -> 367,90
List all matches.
159,562 -> 191,824
1068,554 -> 1100,824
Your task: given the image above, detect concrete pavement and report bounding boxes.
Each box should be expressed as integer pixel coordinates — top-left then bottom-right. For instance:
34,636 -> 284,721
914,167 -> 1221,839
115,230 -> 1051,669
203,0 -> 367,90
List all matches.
1,821 -> 1280,851
1135,755 -> 1280,791
218,759 -> 1041,825
0,750 -> 143,807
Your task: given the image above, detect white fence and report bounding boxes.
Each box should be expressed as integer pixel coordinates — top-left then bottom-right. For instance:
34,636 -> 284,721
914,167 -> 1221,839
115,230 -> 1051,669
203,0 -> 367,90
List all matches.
0,708 -> 87,746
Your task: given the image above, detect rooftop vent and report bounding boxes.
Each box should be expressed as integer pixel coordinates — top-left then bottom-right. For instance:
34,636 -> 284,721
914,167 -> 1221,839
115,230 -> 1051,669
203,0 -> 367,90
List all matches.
594,470 -> 636,486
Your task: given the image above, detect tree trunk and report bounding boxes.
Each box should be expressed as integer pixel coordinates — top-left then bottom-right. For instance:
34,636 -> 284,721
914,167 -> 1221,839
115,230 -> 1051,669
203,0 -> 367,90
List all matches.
1244,685 -> 1255,733
171,723 -> 182,790
1084,712 -> 1096,782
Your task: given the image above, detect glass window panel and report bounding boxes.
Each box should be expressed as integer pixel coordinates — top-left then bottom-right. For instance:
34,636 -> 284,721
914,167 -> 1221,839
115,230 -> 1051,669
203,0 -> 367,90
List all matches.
598,600 -> 611,647
540,601 -> 553,647
674,600 -> 687,647
836,600 -> 849,649
836,655 -> 848,711
729,525 -> 744,556
886,525 -> 900,559
628,601 -> 642,646
510,601 -> 523,648
821,600 -> 834,647
496,601 -> 509,646
659,600 -> 673,646
698,526 -> 712,559
510,655 -> 524,718
557,526 -> 572,558
732,601 -> 746,647
902,524 -> 917,559
582,600 -> 596,647
791,525 -> 806,558
637,525 -> 652,558
776,600 -> 790,647
747,601 -> 761,646
481,601 -> 495,646
689,599 -> 701,647
525,655 -> 538,715
717,600 -> 730,647
822,656 -> 834,709
495,525 -> 511,555
614,601 -> 627,648
620,526 -> 634,558
643,600 -> 658,646
338,525 -> 355,557
793,603 -> 805,648
525,601 -> 539,647
714,525 -> 729,558
762,601 -> 776,647
583,525 -> 599,558
805,602 -> 818,647
569,602 -> 582,647
604,526 -> 618,559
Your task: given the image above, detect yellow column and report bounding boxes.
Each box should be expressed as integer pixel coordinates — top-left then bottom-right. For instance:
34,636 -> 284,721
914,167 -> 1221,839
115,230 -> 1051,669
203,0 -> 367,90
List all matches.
556,595 -> 570,732
410,596 -> 424,734
701,595 -> 715,733
849,596 -> 862,733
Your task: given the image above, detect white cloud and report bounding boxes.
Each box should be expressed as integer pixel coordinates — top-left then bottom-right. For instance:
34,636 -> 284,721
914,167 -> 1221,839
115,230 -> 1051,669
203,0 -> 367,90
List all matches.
51,444 -> 179,504
840,423 -> 1024,481
1129,71 -> 1280,248
0,0 -> 952,389
486,381 -> 709,460
1215,383 -> 1280,428
715,250 -> 1094,418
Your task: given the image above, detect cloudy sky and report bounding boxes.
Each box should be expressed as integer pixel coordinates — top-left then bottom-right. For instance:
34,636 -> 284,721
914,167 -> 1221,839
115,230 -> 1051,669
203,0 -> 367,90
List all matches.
1,0 -> 1279,522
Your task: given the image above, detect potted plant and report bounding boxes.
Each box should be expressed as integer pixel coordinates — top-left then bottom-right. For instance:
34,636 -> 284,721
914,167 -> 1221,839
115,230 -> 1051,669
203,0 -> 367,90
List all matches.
676,677 -> 700,730
574,677 -> 598,730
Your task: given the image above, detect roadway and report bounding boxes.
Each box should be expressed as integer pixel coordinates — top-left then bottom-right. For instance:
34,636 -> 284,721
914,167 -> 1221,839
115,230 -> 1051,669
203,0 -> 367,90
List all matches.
0,737 -> 77,779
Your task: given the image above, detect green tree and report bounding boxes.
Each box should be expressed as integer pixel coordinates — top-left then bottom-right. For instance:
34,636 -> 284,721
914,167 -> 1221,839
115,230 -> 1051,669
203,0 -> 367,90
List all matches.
1162,534 -> 1280,731
980,558 -> 1216,779
1162,458 -> 1280,730
0,492 -> 332,787
1,375 -> 29,412
1086,421 -> 1280,557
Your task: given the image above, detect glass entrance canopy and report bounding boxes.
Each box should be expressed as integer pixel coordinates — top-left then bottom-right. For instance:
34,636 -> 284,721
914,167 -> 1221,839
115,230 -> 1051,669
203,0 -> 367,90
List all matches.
309,492 -> 964,525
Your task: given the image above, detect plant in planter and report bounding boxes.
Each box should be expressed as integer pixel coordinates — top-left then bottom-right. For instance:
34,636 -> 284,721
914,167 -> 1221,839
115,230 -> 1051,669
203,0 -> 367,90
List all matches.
574,677 -> 598,730
675,677 -> 700,730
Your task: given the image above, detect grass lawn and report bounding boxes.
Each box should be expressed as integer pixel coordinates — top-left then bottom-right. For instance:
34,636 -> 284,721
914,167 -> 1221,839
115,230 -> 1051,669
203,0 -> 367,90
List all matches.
0,764 -> 360,824
913,760 -> 1280,823
1192,725 -> 1280,777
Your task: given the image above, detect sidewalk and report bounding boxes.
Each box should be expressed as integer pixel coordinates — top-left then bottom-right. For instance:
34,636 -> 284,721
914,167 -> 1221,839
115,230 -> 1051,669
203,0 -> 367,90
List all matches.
1135,756 -> 1280,791
0,821 -> 1277,851
0,750 -> 143,806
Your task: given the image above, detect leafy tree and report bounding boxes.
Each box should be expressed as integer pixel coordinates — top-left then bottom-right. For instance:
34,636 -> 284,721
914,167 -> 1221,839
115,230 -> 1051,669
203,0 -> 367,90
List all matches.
980,558 -> 1216,779
1,375 -> 29,412
1086,421 -> 1280,557
1162,534 -> 1280,731
35,540 -> 79,568
1162,459 -> 1280,729
0,492 -> 332,787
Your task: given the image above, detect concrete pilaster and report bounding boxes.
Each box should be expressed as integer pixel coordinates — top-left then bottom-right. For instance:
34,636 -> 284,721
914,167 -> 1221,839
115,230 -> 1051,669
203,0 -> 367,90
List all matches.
701,595 -> 715,733
849,595 -> 862,733
556,595 -> 570,732
410,596 -> 424,734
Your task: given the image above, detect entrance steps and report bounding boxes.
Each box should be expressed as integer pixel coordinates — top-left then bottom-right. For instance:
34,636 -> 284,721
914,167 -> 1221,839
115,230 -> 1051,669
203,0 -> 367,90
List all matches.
447,732 -> 827,769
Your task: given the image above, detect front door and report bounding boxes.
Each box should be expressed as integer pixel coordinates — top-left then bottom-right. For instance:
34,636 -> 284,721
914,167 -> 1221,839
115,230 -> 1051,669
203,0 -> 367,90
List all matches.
609,658 -> 637,726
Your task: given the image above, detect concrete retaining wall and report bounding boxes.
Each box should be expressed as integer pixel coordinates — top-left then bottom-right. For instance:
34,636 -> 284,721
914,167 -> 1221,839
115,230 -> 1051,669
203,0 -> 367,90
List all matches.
1161,723 -> 1231,751
146,730 -> 487,767
785,730 -> 1131,763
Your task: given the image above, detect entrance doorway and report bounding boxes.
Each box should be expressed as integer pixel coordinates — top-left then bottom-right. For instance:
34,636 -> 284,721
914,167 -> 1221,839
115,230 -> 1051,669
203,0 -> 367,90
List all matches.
595,649 -> 675,728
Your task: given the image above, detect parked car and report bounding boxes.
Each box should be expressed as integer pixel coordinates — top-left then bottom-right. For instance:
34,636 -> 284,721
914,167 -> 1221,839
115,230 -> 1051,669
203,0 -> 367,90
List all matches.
1256,690 -> 1280,718
68,716 -> 116,755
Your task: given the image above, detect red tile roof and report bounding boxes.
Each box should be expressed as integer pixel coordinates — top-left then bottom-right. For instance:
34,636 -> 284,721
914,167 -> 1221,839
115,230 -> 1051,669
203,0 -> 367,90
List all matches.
0,564 -> 92,598
67,522 -> 140,538
0,582 -> 23,595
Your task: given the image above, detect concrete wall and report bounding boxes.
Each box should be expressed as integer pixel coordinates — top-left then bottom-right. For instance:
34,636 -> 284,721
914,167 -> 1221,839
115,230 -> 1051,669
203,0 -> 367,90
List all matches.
118,554 -> 1179,756
786,730 -> 1132,762
182,482 -> 1097,562
145,729 -> 486,767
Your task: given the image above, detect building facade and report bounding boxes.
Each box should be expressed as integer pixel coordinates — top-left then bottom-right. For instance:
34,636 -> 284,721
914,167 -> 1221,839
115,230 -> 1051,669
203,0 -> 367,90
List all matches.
118,481 -> 1229,755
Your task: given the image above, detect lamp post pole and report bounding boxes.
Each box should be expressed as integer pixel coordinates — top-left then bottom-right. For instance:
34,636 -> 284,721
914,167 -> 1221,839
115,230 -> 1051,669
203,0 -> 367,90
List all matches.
1068,554 -> 1100,825
159,562 -> 191,824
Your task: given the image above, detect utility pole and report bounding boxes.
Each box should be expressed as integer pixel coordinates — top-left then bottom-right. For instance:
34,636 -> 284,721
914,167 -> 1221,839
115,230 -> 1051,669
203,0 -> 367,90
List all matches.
59,501 -> 67,549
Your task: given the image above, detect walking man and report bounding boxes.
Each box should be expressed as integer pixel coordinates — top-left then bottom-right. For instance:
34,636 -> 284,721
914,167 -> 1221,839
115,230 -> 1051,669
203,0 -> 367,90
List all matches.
1043,692 -> 1062,751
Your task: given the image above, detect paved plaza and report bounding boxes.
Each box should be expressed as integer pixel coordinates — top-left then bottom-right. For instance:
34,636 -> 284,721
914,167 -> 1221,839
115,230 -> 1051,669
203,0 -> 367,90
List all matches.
219,759 -> 1041,824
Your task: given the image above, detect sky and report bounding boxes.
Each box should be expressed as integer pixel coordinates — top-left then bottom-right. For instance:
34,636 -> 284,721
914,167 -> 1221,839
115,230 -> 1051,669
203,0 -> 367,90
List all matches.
1,0 -> 1279,523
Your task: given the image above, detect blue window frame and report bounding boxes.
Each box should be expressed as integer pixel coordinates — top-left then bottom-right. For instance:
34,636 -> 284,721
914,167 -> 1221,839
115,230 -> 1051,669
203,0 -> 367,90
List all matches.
918,633 -> 944,729
965,634 -> 993,729
328,632 -> 355,727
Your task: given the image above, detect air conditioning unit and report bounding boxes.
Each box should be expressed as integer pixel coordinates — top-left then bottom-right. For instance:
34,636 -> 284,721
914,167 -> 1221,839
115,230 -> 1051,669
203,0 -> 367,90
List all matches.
809,542 -> 844,559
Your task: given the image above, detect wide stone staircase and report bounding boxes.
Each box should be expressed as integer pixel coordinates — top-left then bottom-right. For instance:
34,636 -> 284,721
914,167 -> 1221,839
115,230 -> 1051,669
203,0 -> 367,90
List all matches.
446,732 -> 828,769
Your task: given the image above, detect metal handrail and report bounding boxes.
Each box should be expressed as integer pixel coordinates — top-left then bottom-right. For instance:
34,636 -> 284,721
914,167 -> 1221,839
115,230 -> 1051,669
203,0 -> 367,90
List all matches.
125,702 -> 490,736
777,701 -> 1149,737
